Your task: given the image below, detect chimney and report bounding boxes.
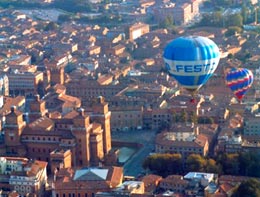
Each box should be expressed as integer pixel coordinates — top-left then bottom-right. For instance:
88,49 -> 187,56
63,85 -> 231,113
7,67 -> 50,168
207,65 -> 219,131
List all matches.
11,105 -> 16,113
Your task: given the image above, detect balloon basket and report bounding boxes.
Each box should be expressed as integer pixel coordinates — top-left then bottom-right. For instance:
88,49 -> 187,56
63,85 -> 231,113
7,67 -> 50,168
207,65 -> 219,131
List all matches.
190,98 -> 196,104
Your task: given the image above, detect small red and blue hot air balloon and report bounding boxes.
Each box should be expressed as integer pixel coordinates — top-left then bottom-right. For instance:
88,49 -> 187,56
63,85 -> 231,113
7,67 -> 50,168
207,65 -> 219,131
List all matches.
225,68 -> 254,102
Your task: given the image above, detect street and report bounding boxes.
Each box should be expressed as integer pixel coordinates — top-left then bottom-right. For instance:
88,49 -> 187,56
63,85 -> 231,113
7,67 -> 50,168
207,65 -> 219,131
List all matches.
111,129 -> 157,177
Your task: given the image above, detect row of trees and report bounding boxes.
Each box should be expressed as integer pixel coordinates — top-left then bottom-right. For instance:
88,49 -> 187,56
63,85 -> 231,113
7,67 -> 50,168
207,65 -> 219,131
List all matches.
232,178 -> 260,197
0,0 -> 92,13
199,12 -> 243,28
172,110 -> 215,124
142,152 -> 260,178
196,3 -> 259,37
143,153 -> 260,196
204,0 -> 255,8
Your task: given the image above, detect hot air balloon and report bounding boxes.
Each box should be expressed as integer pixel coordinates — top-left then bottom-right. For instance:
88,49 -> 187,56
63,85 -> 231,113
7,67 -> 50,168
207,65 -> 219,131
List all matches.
163,36 -> 220,102
225,68 -> 254,102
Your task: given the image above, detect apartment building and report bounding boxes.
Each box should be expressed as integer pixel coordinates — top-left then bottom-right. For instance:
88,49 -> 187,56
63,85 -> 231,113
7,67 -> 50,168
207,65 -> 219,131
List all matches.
0,157 -> 47,196
110,105 -> 143,131
243,114 -> 260,136
155,129 -> 209,158
65,78 -> 127,105
159,175 -> 189,194
7,71 -> 44,97
125,23 -> 150,41
152,0 -> 200,25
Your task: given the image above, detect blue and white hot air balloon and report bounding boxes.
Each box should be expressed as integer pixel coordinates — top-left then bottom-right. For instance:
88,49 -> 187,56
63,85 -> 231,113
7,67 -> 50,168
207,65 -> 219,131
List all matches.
163,36 -> 220,97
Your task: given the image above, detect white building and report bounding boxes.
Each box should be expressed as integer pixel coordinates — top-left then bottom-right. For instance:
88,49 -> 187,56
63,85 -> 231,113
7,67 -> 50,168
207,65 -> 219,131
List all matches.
244,115 -> 260,136
0,157 -> 48,196
184,172 -> 215,187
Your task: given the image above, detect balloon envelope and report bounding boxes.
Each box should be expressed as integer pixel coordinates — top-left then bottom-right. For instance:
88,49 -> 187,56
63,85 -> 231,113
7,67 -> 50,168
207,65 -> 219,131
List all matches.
225,68 -> 254,100
163,36 -> 220,93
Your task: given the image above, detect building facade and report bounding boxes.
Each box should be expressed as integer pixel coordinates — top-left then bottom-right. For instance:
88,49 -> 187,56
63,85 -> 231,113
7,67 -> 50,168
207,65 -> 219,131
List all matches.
52,166 -> 123,197
0,157 -> 47,196
1,96 -> 112,169
155,128 -> 209,159
7,71 -> 44,97
243,115 -> 260,136
125,23 -> 150,41
0,74 -> 9,96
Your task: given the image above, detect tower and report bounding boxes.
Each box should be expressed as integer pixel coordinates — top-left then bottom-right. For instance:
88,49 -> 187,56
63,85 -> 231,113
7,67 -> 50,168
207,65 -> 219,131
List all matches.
29,94 -> 48,122
49,66 -> 65,85
90,123 -> 104,165
4,106 -> 26,156
91,96 -> 112,154
72,108 -> 91,166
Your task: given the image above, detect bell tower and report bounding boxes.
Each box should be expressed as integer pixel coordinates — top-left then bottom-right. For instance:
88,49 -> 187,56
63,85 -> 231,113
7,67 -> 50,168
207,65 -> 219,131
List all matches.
4,106 -> 26,156
72,109 -> 91,166
29,94 -> 47,122
91,96 -> 111,154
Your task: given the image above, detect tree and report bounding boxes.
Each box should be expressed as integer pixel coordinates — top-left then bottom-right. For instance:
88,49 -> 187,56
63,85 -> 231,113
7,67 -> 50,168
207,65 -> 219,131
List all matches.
199,12 -> 223,27
227,53 -> 234,59
198,117 -> 215,124
212,11 -> 224,26
225,13 -> 243,27
232,178 -> 260,197
241,4 -> 250,24
205,159 -> 222,174
190,111 -> 198,124
239,152 -> 260,177
186,154 -> 207,172
213,0 -> 232,7
159,16 -> 175,29
172,111 -> 178,123
142,153 -> 182,177
217,153 -> 240,175
58,14 -> 72,23
180,109 -> 188,123
44,21 -> 58,31
164,153 -> 182,175
225,26 -> 242,37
